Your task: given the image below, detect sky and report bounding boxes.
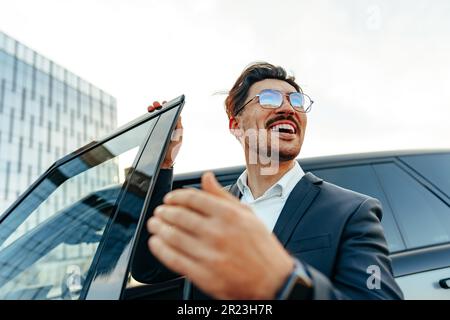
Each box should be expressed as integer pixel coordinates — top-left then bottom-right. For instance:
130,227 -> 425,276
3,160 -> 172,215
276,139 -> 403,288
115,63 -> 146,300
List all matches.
1,0 -> 449,174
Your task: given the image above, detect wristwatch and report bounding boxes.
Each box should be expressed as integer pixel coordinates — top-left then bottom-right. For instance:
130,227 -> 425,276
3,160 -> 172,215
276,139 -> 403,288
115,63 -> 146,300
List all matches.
275,258 -> 313,300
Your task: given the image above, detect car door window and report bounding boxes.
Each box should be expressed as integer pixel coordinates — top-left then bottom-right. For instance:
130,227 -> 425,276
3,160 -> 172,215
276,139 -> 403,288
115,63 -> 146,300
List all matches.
85,98 -> 184,300
310,164 -> 406,253
373,163 -> 450,250
399,153 -> 450,199
0,118 -> 156,300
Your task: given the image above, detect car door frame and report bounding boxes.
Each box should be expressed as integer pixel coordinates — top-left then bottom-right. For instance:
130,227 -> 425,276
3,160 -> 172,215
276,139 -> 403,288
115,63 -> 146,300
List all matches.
83,95 -> 184,299
0,95 -> 184,300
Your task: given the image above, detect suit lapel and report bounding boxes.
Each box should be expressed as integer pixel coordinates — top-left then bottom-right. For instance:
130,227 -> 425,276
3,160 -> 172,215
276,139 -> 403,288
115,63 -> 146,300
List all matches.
226,172 -> 323,246
272,172 -> 322,246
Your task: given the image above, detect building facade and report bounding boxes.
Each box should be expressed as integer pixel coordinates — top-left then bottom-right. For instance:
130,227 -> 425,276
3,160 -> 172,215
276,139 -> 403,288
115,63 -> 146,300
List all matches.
0,31 -> 118,214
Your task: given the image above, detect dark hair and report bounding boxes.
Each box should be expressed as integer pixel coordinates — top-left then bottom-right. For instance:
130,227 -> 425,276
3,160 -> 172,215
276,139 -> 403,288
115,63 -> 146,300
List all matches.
225,62 -> 301,118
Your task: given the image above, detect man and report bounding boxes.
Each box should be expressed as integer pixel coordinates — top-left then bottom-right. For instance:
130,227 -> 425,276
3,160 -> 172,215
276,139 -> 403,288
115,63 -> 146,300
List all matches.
132,62 -> 404,300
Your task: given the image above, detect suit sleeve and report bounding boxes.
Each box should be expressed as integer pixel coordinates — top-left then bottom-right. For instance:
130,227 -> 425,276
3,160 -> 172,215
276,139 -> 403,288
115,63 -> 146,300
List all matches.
301,198 -> 404,300
130,168 -> 180,283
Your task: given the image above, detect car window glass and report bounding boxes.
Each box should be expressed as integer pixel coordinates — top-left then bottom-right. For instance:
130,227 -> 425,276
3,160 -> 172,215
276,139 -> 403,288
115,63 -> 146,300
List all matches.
311,164 -> 406,253
400,153 -> 450,199
0,118 -> 155,299
374,163 -> 450,250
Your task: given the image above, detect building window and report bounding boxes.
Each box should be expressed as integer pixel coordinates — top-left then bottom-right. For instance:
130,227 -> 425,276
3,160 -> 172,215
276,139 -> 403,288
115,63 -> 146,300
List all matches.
18,136 -> 23,173
77,89 -> 81,119
70,109 -> 75,137
38,142 -> 43,175
47,121 -> 52,153
100,98 -> 104,128
0,79 -> 5,114
63,81 -> 68,113
20,87 -> 26,120
56,103 -> 61,131
63,127 -> 68,154
12,42 -> 18,92
89,94 -> 93,124
29,115 -> 34,148
77,132 -> 81,149
27,165 -> 32,187
83,115 -> 87,142
95,121 -> 99,139
39,96 -> 45,126
110,105 -> 116,129
48,62 -> 53,107
8,108 -> 14,143
4,161 -> 11,200
31,52 -> 37,100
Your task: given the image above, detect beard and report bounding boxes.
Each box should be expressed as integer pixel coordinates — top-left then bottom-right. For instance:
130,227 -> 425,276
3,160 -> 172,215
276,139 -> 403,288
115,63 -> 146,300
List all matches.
244,133 -> 301,165
267,143 -> 300,162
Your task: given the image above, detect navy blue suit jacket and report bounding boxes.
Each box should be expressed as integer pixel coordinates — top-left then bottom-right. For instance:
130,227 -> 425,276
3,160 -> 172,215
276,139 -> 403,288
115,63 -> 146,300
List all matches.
132,169 -> 404,300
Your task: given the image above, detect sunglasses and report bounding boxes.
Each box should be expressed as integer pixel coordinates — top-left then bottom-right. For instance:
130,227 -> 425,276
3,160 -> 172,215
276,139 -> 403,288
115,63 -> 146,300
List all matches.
234,89 -> 313,116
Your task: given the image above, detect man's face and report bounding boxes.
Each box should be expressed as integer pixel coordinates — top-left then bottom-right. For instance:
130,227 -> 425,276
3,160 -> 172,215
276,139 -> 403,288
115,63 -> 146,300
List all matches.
234,79 -> 307,163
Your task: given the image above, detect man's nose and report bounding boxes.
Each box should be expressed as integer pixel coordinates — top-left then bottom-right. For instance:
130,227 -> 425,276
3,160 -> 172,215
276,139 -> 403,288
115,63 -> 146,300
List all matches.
275,95 -> 295,114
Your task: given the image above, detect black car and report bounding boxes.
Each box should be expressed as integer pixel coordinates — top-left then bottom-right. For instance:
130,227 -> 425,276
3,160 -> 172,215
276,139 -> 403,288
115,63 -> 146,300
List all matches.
0,95 -> 449,299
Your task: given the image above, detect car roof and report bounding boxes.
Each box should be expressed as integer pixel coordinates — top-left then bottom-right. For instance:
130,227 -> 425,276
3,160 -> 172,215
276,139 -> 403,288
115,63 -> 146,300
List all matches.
174,148 -> 450,181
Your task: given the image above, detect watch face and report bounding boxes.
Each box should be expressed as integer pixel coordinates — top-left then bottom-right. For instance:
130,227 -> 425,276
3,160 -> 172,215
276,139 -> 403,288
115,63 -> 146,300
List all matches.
277,259 -> 314,300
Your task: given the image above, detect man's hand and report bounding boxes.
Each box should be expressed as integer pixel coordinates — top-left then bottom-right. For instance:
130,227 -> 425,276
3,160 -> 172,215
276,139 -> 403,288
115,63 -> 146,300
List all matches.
147,172 -> 295,299
148,100 -> 183,169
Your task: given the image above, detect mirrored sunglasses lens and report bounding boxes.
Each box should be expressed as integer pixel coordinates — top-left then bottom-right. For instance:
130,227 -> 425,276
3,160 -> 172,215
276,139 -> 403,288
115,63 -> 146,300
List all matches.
259,90 -> 282,108
289,93 -> 305,108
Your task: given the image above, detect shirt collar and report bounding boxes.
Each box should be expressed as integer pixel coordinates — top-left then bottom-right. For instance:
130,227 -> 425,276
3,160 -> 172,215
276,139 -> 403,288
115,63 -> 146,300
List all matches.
236,161 -> 305,201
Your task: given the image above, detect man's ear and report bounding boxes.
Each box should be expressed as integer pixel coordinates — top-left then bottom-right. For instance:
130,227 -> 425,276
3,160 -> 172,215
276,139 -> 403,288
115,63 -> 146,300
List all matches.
229,116 -> 242,138
229,116 -> 237,130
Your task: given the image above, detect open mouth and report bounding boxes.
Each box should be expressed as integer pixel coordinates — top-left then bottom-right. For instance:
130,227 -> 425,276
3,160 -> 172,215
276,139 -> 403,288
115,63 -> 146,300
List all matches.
268,122 -> 297,134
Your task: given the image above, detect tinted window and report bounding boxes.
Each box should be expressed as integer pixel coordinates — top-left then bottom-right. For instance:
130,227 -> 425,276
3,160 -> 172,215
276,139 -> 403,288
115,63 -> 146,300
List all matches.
311,165 -> 406,253
400,153 -> 450,199
0,118 -> 155,299
374,163 -> 450,250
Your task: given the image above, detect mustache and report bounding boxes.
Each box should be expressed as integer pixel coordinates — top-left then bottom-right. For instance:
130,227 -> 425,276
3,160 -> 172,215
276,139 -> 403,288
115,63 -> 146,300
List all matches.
265,115 -> 300,130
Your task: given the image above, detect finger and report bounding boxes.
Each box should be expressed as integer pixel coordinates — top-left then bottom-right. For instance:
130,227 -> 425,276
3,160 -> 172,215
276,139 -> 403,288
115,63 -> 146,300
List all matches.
201,172 -> 240,203
153,204 -> 210,237
148,235 -> 209,279
153,101 -> 162,108
175,117 -> 183,130
163,188 -> 238,218
148,216 -> 217,261
171,128 -> 183,141
162,100 -> 167,104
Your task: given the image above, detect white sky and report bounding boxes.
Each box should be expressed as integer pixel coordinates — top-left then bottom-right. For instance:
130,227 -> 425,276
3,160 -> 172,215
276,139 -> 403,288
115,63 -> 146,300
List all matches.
1,0 -> 449,174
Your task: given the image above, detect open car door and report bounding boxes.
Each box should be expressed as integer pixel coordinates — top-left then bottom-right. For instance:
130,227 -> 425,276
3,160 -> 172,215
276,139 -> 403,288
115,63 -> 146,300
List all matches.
0,95 -> 184,300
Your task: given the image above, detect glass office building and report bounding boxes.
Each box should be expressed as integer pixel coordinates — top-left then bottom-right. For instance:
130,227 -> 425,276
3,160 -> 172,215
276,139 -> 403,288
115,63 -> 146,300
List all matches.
0,31 -> 118,216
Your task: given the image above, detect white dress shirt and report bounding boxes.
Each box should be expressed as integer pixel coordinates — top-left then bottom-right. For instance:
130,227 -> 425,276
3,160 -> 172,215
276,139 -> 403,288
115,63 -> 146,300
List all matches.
236,162 -> 305,232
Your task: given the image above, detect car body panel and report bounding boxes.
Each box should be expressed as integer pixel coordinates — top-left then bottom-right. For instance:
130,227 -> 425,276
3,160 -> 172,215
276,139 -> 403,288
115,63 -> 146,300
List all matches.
396,267 -> 450,299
